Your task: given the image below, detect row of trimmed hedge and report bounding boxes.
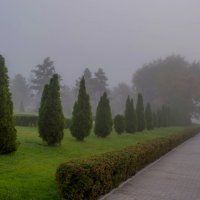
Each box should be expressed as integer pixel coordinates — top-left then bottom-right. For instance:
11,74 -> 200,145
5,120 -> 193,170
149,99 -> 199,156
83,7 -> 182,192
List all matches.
14,114 -> 38,127
56,126 -> 200,200
14,114 -> 71,128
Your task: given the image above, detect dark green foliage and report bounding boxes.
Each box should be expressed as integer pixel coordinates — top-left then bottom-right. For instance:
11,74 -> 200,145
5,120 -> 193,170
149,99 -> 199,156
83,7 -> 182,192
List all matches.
145,103 -> 153,130
124,96 -> 137,133
136,93 -> 145,131
0,55 -> 17,154
124,96 -> 131,132
46,74 -> 64,145
38,74 -> 65,145
14,114 -> 38,127
114,114 -> 125,134
70,77 -> 93,141
38,84 -> 49,140
94,92 -> 113,138
56,126 -> 200,200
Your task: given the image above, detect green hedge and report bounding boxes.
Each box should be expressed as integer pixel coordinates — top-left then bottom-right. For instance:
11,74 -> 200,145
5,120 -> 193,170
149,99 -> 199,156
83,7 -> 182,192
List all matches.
14,114 -> 71,129
14,114 -> 38,127
56,126 -> 200,200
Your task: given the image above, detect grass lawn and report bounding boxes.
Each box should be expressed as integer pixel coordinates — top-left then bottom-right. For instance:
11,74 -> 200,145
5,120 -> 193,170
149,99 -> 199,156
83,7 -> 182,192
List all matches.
0,126 -> 186,200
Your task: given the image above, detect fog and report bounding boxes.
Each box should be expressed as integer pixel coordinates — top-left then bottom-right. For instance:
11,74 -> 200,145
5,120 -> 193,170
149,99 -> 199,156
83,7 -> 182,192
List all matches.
1,0 -> 200,86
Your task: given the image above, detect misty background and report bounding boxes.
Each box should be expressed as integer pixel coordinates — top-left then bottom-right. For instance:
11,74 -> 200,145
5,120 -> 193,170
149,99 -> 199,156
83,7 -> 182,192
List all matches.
1,0 -> 200,121
1,0 -> 200,86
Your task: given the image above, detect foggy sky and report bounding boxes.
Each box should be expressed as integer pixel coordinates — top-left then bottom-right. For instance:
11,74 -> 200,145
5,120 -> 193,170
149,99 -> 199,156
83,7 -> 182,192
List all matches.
1,0 -> 200,87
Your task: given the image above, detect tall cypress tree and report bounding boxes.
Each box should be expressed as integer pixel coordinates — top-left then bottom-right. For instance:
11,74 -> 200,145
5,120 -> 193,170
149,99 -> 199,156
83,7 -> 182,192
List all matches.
124,96 -> 137,133
38,74 -> 65,145
114,114 -> 125,134
95,92 -> 113,138
136,93 -> 145,131
130,98 -> 137,133
145,103 -> 153,130
0,55 -> 17,154
38,84 -> 49,140
70,77 -> 92,141
125,96 -> 131,133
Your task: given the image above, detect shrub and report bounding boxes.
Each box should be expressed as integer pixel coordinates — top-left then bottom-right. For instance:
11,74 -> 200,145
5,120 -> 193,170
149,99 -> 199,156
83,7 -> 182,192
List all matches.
114,114 -> 125,134
56,126 -> 200,200
38,84 -> 49,140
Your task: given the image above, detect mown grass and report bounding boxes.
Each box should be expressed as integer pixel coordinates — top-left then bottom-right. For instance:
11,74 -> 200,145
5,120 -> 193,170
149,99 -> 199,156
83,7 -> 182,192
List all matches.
0,126 -> 186,200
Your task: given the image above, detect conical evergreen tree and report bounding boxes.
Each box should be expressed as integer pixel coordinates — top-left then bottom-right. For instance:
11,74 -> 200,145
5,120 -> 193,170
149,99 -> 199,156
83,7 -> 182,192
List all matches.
0,55 -> 17,154
114,114 -> 125,134
95,92 -> 112,138
38,74 -> 65,145
145,103 -> 153,130
136,93 -> 145,131
125,96 -> 131,133
38,84 -> 49,140
124,96 -> 137,133
70,77 -> 93,141
130,98 -> 137,133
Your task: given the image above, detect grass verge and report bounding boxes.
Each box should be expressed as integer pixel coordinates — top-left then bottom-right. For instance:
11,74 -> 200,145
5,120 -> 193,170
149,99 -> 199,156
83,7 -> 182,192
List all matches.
0,126 -> 192,200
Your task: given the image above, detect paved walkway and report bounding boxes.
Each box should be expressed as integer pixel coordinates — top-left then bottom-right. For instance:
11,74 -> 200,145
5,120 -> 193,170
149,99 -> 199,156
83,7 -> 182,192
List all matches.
101,133 -> 200,200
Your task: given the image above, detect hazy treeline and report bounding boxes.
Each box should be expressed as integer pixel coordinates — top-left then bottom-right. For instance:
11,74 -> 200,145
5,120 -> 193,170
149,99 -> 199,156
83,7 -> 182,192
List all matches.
133,55 -> 200,125
10,57 -> 134,116
10,55 -> 200,122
